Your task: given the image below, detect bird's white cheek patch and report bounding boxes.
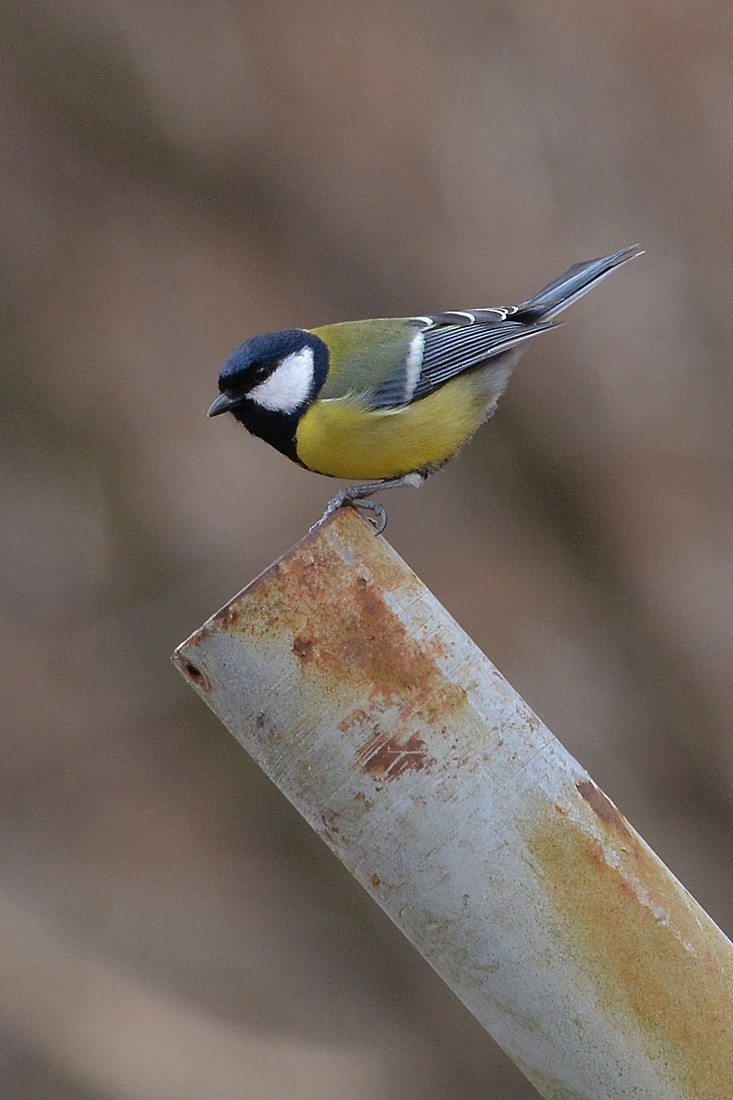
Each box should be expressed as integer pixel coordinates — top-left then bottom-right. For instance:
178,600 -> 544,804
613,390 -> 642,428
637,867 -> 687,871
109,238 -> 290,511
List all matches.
250,347 -> 315,413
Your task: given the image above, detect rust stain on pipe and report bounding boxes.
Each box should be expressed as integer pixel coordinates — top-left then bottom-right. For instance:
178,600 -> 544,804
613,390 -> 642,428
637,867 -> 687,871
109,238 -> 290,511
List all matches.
528,797 -> 733,1100
192,514 -> 469,782
576,779 -> 635,843
357,728 -> 434,780
278,549 -> 461,723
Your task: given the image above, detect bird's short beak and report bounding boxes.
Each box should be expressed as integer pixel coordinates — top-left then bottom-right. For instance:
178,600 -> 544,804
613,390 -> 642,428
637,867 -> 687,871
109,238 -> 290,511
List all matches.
207,393 -> 236,417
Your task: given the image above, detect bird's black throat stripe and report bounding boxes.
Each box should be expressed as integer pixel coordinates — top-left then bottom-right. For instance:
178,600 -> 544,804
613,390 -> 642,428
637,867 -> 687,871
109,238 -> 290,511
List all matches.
230,402 -> 304,466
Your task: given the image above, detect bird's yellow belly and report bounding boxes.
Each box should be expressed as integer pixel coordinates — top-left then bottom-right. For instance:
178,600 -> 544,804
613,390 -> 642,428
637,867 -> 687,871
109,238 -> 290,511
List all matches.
295,376 -> 492,480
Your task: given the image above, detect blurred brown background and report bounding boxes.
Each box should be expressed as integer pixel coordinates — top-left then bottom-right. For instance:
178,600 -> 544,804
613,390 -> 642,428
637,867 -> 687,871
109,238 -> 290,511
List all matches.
3,2 -> 733,1097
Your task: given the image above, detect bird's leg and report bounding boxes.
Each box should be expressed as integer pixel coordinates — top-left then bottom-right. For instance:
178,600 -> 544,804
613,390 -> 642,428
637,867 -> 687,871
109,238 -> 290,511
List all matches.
312,473 -> 426,535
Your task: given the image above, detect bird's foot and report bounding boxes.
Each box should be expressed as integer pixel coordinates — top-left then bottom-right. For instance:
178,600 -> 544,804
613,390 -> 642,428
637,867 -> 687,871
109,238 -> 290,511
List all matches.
310,473 -> 425,536
315,490 -> 388,535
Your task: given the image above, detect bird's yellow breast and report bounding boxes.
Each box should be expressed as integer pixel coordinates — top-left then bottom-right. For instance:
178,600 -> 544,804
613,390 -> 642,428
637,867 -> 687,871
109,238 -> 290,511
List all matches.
295,374 -> 492,480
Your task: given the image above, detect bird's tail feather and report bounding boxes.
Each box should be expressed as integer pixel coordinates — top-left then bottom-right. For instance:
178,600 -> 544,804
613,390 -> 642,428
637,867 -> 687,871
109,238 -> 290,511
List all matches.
514,245 -> 643,322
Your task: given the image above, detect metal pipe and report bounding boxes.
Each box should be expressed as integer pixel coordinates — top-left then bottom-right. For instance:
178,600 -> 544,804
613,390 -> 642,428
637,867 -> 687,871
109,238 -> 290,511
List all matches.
174,508 -> 733,1100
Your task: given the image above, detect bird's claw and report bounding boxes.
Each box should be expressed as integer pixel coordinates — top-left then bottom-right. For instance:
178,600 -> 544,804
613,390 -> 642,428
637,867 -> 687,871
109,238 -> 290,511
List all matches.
348,497 -> 388,534
310,492 -> 387,535
309,473 -> 426,535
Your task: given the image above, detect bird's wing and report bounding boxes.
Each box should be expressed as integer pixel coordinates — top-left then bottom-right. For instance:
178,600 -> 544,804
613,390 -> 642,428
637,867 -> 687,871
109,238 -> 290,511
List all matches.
315,247 -> 641,409
366,313 -> 557,409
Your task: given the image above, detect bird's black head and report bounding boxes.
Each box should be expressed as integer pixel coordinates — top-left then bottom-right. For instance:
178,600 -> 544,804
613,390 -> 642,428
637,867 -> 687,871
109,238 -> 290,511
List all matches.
208,329 -> 329,462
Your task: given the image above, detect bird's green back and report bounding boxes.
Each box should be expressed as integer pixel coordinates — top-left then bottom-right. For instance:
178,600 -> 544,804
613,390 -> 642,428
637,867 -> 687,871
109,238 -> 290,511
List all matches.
309,318 -> 419,399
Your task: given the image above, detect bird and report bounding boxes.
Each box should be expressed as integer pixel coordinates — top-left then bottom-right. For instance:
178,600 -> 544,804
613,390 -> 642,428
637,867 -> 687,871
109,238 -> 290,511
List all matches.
208,245 -> 642,533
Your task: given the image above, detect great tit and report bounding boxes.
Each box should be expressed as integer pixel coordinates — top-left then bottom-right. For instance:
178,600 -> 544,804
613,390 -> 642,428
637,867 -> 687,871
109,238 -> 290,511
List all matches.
208,245 -> 641,532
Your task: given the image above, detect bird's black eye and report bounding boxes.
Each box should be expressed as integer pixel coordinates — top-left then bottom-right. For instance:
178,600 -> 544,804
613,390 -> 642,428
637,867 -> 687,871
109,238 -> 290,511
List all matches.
252,362 -> 270,382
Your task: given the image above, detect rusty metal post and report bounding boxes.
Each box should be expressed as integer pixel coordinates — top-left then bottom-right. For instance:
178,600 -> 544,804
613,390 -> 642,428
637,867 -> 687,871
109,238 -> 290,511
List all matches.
174,508 -> 733,1100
